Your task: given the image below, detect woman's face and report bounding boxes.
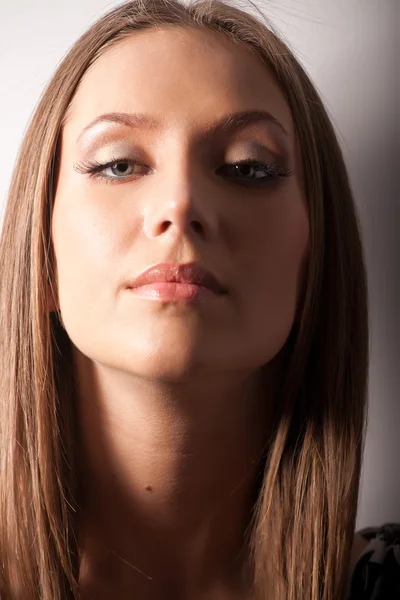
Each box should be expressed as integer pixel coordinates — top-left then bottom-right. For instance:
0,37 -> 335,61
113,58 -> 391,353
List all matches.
51,26 -> 309,380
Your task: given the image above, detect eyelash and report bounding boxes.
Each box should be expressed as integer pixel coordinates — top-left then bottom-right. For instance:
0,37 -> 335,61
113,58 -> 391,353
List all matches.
73,156 -> 295,186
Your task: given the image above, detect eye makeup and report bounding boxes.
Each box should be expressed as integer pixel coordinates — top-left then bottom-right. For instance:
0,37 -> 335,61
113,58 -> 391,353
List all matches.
75,116 -> 292,165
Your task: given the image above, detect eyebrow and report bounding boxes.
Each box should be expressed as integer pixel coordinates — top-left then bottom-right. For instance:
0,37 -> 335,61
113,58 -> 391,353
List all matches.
76,109 -> 289,144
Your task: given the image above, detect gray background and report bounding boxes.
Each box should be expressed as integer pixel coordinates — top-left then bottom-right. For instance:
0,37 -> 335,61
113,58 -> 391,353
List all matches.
1,0 -> 398,530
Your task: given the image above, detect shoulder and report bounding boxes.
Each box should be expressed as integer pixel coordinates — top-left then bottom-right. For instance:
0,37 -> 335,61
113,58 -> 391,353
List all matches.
347,522 -> 400,599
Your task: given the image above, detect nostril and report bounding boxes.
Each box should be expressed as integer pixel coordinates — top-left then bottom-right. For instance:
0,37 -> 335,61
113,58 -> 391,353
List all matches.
191,221 -> 203,234
160,221 -> 172,233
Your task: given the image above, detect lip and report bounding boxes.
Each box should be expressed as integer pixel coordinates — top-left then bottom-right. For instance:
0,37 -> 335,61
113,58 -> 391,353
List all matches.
126,262 -> 228,296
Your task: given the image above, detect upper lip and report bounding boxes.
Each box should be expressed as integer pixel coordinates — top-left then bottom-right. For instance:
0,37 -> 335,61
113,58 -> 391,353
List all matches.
127,262 -> 227,295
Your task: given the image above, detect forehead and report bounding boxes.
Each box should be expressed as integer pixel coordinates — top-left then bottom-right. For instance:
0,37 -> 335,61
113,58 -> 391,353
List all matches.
64,25 -> 295,145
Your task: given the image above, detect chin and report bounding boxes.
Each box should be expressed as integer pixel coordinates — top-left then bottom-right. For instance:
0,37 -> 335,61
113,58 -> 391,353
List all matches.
120,343 -> 211,382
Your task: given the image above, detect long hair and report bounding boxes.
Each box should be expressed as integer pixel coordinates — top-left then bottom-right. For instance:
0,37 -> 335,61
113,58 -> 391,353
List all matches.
0,1 -> 369,598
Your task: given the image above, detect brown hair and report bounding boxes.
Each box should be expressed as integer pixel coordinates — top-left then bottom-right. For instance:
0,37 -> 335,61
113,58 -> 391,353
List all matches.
0,1 -> 369,598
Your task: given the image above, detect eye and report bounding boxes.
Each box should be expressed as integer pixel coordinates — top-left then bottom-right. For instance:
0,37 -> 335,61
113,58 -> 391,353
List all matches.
104,161 -> 135,178
73,157 -> 294,185
73,158 -> 146,181
218,159 -> 292,183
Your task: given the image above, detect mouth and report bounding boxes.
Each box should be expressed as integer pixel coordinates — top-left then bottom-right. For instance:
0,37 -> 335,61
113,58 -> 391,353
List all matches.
127,281 -> 221,302
127,262 -> 227,295
126,262 -> 228,303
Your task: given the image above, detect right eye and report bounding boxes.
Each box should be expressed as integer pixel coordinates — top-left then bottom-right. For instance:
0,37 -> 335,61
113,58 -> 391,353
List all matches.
73,158 -> 146,181
103,161 -> 136,178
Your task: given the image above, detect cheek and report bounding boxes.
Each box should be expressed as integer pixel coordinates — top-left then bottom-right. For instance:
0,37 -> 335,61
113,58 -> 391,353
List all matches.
50,181 -> 127,323
234,194 -> 309,356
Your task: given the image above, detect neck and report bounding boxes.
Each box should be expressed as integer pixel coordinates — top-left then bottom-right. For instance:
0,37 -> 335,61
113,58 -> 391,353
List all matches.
73,352 -> 285,598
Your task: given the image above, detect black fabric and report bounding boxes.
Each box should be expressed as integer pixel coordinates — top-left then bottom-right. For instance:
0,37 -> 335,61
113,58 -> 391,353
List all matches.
347,523 -> 400,599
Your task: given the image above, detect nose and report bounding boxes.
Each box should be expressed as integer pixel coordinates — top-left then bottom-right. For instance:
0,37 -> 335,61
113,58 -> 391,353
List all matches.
142,169 -> 219,243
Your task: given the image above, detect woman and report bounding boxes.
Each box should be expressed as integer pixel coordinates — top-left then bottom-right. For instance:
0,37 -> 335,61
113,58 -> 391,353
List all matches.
0,0 -> 398,598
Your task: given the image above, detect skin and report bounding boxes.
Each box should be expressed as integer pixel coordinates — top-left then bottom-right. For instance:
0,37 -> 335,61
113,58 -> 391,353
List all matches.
50,25 -> 310,599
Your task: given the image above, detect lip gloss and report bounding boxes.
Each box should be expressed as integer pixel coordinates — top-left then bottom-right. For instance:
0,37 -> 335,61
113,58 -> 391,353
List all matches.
128,281 -> 218,302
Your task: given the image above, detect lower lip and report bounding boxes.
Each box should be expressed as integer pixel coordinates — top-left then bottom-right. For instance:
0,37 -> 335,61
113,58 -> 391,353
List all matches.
127,282 -> 221,302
